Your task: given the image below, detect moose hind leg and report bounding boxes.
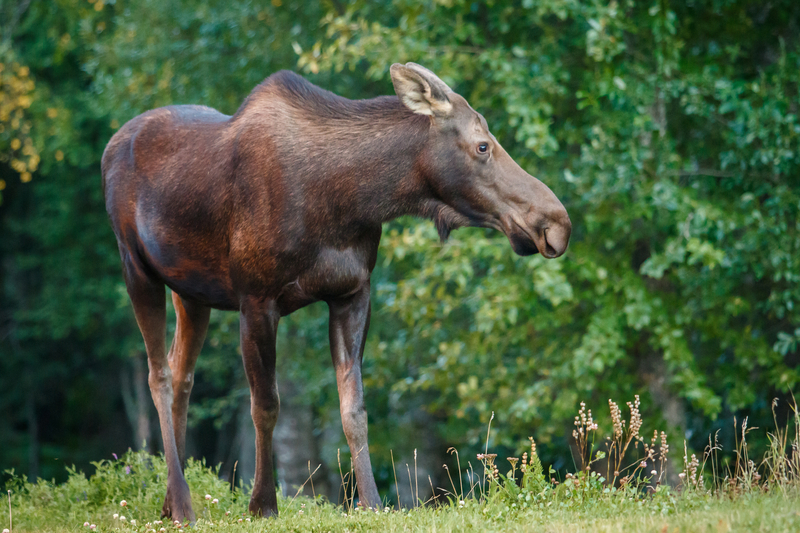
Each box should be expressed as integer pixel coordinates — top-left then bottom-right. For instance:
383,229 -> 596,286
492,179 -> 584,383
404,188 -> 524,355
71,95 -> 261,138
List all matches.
168,291 -> 211,468
240,297 -> 281,517
122,258 -> 195,523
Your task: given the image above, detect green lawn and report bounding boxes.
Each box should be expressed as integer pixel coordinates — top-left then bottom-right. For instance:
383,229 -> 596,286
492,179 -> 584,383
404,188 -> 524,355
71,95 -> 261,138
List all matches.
3,450 -> 799,532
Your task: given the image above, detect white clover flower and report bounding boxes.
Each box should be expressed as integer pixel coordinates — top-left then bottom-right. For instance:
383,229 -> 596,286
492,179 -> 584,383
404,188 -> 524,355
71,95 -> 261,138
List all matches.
651,470 -> 657,476
120,515 -> 126,521
84,522 -> 90,527
4,529 -> 10,533
298,510 -> 304,515
113,513 -> 119,519
640,461 -> 647,468
130,519 -> 136,525
120,499 -> 127,507
205,494 -> 212,500
237,518 -> 243,523
212,498 -> 218,504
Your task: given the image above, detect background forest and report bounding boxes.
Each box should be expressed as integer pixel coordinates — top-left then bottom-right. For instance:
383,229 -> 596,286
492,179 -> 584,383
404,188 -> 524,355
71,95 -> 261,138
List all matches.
1,0 -> 798,505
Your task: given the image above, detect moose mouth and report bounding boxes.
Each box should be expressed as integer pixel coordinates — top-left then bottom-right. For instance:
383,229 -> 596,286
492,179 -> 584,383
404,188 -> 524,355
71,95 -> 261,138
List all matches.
508,232 -> 540,256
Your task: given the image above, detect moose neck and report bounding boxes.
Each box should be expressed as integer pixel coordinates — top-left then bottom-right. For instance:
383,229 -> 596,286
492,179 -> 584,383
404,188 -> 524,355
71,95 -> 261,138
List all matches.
296,100 -> 441,228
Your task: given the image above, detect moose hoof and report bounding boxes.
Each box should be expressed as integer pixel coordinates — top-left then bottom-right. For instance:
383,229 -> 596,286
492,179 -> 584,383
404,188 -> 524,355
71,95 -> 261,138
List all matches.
161,480 -> 196,524
248,492 -> 278,518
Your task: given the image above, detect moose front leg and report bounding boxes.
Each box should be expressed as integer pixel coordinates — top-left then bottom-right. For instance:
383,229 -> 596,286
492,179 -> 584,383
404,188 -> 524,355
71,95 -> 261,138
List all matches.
328,285 -> 382,509
240,297 -> 281,517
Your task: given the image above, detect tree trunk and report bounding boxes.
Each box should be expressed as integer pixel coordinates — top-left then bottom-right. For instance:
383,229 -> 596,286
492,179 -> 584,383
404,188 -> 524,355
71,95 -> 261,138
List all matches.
273,378 -> 328,498
639,351 -> 685,485
121,352 -> 152,450
391,409 -> 441,508
26,387 -> 38,480
235,391 -> 256,490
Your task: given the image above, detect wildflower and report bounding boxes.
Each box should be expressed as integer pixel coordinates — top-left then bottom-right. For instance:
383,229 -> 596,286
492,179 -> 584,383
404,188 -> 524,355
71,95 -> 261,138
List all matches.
84,522 -> 90,527
120,499 -> 127,507
120,515 -> 126,521
626,395 -> 642,439
154,520 -> 162,525
679,473 -> 686,479
161,529 -> 167,532
640,461 -> 647,468
384,506 -> 390,513
3,529 -> 8,533
298,510 -> 304,515
205,494 -> 212,500
113,513 -> 119,519
613,471 -> 619,477
659,432 -> 669,461
651,470 -> 657,476
225,511 -> 230,516
90,526 -> 96,531
609,399 -> 623,439
508,457 -> 519,468
212,498 -> 219,504
174,520 -> 181,525
131,519 -> 136,525
237,519 -> 243,523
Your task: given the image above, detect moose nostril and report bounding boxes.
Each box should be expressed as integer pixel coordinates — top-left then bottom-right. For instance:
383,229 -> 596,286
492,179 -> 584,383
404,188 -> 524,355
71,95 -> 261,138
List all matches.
542,230 -> 558,258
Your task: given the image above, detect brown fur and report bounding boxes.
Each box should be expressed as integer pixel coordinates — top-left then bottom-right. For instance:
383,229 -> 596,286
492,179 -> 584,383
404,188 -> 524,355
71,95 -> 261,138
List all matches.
102,65 -> 570,521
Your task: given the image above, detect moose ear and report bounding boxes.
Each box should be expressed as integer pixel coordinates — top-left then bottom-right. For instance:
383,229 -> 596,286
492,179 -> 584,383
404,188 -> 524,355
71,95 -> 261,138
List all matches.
390,63 -> 453,117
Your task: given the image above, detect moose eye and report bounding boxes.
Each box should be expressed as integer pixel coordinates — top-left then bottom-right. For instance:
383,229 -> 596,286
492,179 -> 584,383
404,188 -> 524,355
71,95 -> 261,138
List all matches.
477,142 -> 489,154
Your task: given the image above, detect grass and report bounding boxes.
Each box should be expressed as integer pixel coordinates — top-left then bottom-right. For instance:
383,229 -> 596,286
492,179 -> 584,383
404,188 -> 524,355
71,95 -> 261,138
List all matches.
2,397 -> 798,532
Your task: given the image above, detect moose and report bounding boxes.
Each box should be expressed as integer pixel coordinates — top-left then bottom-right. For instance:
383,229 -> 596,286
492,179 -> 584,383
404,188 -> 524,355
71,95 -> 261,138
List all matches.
102,63 -> 571,522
